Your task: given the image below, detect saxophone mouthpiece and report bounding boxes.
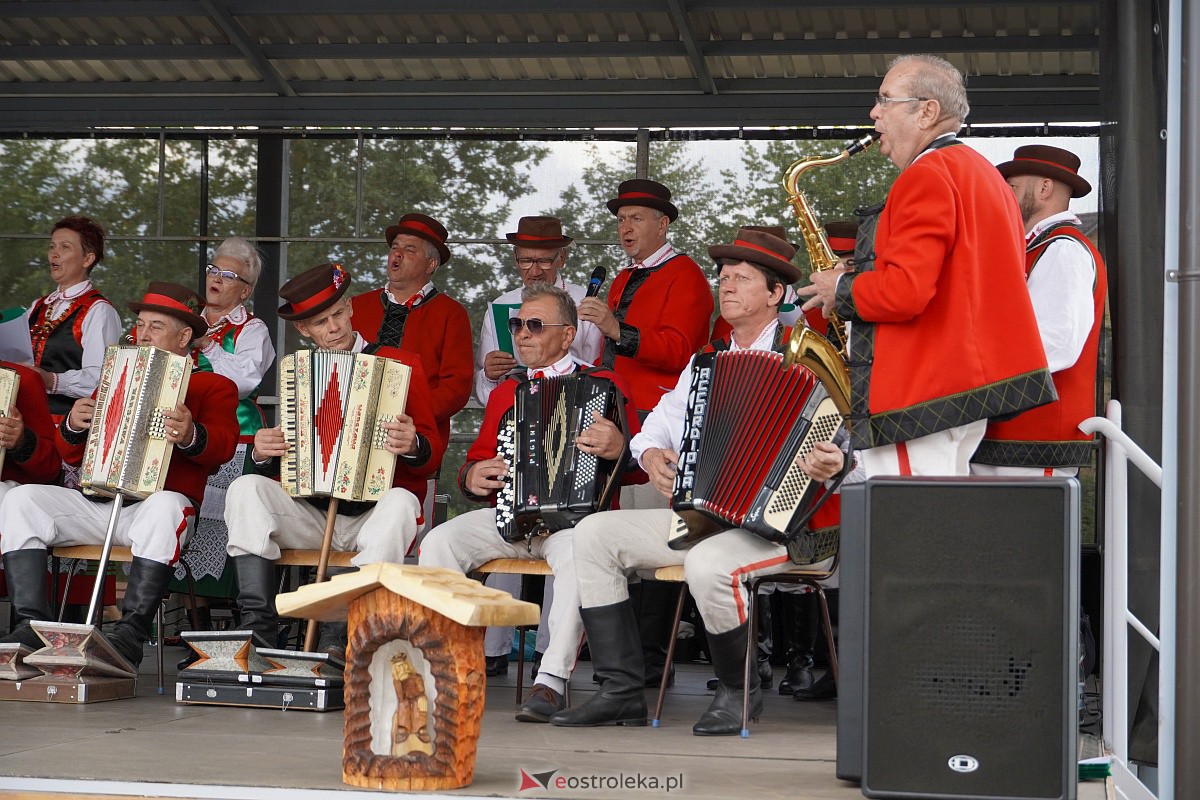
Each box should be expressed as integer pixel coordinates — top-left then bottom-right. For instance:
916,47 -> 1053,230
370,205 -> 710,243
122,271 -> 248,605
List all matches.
846,131 -> 879,156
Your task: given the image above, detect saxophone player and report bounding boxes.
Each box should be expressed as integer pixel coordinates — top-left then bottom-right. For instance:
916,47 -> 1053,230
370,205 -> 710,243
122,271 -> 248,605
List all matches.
797,54 -> 1054,477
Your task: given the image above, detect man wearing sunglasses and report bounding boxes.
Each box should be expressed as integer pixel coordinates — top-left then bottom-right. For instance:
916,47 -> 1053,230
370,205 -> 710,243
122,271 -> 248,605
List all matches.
797,54 -> 1054,477
473,216 -> 604,406
420,282 -> 640,724
550,227 -> 846,735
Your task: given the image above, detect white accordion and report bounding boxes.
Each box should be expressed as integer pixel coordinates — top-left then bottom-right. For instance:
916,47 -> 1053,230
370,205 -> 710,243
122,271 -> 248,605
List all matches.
79,345 -> 192,499
278,349 -> 411,502
0,365 -> 18,476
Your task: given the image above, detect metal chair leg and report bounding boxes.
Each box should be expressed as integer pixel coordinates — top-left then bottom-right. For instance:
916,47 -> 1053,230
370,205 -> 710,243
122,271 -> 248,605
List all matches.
651,583 -> 688,727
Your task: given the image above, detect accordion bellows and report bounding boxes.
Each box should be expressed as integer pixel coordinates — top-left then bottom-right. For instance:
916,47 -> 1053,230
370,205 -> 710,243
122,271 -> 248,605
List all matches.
494,373 -> 626,542
670,349 -> 843,548
278,349 -> 411,502
80,345 -> 191,499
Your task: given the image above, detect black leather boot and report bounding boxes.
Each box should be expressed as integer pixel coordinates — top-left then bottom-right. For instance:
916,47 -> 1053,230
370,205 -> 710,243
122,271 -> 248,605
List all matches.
231,555 -> 280,648
778,591 -> 818,695
315,566 -> 355,657
756,594 -> 773,690
549,600 -> 647,727
0,549 -> 53,649
794,589 -> 838,701
633,581 -> 676,688
105,557 -> 173,668
693,623 -> 762,736
176,605 -> 213,670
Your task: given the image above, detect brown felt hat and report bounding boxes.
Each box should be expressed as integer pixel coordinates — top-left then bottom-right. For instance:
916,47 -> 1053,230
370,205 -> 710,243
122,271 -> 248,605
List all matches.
277,262 -> 352,321
385,213 -> 451,265
996,144 -> 1092,198
708,226 -> 801,284
128,281 -> 207,340
606,179 -> 679,222
824,220 -> 859,256
505,216 -> 573,249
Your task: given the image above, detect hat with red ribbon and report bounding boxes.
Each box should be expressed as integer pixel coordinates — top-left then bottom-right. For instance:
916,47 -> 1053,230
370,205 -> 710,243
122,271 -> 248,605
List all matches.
128,281 -> 207,339
707,226 -> 801,283
277,262 -> 352,321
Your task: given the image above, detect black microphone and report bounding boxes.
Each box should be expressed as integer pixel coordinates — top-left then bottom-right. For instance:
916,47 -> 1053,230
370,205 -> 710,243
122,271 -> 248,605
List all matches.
585,266 -> 607,297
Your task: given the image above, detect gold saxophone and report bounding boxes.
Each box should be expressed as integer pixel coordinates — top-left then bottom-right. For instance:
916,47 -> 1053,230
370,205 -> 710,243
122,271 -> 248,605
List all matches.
780,132 -> 877,415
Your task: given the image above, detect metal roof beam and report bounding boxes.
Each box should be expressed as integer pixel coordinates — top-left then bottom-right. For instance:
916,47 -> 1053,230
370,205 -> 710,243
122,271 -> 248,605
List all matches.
198,0 -> 295,98
666,0 -> 717,95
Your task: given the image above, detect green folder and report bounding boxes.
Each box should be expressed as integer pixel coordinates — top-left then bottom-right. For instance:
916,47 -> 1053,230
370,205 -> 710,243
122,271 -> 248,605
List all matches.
491,303 -> 520,356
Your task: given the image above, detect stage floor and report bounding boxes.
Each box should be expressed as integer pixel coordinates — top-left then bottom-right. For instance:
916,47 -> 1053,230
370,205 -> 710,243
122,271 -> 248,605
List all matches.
0,647 -> 1109,800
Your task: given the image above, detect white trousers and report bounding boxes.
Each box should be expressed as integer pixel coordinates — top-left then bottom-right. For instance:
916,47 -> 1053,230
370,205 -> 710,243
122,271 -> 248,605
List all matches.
483,572 -> 553,658
223,474 -> 420,567
418,507 -> 581,681
0,484 -> 194,565
572,508 -> 830,636
861,419 -> 987,478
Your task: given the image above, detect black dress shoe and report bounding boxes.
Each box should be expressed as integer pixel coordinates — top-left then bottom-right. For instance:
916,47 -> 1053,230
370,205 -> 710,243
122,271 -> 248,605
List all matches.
793,670 -> 836,700
176,649 -> 201,671
515,684 -> 565,723
485,655 -> 509,677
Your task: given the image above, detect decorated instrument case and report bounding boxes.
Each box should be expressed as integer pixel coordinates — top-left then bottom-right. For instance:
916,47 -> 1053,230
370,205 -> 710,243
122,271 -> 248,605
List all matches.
495,372 -> 626,542
669,349 -> 843,549
278,349 -> 411,502
79,345 -> 192,499
0,365 -> 18,476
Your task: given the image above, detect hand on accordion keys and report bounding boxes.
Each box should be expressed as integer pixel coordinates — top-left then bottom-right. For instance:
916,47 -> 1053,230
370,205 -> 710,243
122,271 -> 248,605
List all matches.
381,413 -> 418,456
575,410 -> 625,460
0,406 -> 23,449
794,440 -> 845,483
161,403 -> 194,446
252,426 -> 289,461
465,456 -> 510,497
642,447 -> 681,498
67,397 -> 97,433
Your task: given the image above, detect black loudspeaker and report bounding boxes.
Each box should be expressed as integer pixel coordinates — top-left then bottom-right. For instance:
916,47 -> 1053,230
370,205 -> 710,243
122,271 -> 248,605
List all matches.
838,477 -> 1079,800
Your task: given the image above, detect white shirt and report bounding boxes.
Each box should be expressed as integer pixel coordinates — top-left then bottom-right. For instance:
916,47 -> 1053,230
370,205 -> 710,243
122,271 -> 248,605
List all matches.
25,279 -> 122,399
473,276 -> 604,405
623,242 -> 676,271
196,305 -> 275,399
1024,211 -> 1097,373
632,320 -> 781,468
527,352 -> 588,379
383,282 -> 435,307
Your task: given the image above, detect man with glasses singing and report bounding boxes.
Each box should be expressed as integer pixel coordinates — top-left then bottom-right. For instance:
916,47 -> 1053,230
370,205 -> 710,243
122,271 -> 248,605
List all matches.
419,283 -> 639,724
473,216 -> 603,405
798,54 -> 1055,477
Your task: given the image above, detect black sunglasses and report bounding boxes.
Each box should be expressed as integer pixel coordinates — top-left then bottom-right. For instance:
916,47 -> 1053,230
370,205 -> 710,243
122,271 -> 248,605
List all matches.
507,317 -> 571,335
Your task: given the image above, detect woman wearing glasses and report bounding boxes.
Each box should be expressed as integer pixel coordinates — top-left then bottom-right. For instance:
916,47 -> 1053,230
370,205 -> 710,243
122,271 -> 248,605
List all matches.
25,215 -> 122,424
178,236 -> 276,632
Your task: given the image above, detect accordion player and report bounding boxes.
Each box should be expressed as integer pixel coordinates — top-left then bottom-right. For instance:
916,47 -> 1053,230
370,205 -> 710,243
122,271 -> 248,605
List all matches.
669,347 -> 847,550
494,371 -> 630,543
0,362 -> 61,491
277,348 -> 413,502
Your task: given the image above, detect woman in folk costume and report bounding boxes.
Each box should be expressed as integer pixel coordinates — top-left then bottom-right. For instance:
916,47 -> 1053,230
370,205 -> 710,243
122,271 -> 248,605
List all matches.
177,237 -> 275,630
25,215 -> 122,424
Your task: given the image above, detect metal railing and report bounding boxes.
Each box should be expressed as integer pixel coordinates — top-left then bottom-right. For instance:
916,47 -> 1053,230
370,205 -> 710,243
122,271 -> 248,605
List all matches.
1078,400 -> 1167,800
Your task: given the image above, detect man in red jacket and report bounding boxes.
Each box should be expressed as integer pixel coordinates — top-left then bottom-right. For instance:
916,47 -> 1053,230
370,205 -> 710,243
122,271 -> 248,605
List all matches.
420,282 -> 640,723
350,213 -> 472,453
224,263 -> 444,650
799,54 -> 1055,477
972,145 -> 1107,477
0,283 -> 239,667
0,361 -> 63,498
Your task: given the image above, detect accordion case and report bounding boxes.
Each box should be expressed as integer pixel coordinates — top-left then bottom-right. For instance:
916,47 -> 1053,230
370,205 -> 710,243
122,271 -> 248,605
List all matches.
278,349 -> 411,501
495,372 -> 627,542
670,349 -> 844,549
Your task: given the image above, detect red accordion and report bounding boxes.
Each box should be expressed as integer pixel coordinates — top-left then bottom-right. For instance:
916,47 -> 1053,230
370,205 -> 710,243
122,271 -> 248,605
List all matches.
669,349 -> 843,549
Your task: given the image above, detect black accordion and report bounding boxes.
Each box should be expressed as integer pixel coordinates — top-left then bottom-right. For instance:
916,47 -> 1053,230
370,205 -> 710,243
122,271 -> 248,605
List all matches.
669,349 -> 843,549
494,372 -> 627,543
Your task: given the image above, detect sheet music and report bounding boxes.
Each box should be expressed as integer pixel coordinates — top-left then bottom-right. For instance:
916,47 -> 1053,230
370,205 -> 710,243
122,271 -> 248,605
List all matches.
0,307 -> 32,363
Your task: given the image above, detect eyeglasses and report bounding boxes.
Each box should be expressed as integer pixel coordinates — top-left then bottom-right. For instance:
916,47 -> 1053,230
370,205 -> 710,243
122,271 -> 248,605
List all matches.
875,94 -> 928,107
515,256 -> 558,270
206,264 -> 252,284
507,317 -> 570,335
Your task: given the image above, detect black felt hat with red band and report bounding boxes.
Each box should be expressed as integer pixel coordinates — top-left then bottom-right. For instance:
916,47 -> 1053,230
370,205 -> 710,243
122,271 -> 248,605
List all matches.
996,145 -> 1092,198
277,262 -> 352,321
606,179 -> 679,222
128,281 -> 207,339
385,213 -> 451,265
824,220 -> 859,256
